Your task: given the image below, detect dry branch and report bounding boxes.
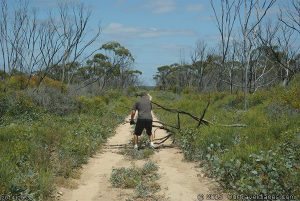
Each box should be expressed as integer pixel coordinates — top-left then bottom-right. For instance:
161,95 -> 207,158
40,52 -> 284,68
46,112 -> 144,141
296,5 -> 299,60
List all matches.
152,120 -> 179,129
177,113 -> 181,129
124,100 -> 246,146
151,101 -> 246,128
217,123 -> 247,127
197,100 -> 210,127
154,134 -> 173,145
153,133 -> 173,141
152,124 -> 175,134
151,101 -> 211,125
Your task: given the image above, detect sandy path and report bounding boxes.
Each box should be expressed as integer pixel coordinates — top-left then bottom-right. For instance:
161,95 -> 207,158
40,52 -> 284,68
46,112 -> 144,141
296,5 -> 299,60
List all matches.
58,115 -> 225,201
58,116 -> 134,201
151,116 -> 224,201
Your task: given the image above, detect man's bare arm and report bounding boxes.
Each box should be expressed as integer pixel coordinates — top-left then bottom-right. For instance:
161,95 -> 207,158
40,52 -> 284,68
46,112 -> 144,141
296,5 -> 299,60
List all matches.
131,110 -> 136,121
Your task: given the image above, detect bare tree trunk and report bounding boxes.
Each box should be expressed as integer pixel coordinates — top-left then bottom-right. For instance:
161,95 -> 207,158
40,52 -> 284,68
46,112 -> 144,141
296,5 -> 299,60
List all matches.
238,0 -> 276,110
210,0 -> 241,91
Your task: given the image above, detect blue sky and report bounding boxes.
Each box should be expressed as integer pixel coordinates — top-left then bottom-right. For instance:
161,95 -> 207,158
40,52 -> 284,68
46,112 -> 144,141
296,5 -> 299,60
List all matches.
26,0 -> 289,85
29,0 -> 219,85
88,0 -> 217,85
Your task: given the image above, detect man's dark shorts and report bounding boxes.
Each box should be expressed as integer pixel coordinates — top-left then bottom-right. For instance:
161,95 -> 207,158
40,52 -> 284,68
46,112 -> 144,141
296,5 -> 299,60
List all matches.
134,119 -> 152,136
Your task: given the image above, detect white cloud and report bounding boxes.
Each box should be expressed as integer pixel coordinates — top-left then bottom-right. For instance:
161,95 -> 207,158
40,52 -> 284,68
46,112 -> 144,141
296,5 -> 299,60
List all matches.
104,23 -> 139,35
103,22 -> 196,38
160,43 -> 192,51
30,0 -> 57,9
145,0 -> 176,14
198,15 -> 214,21
186,3 -> 203,12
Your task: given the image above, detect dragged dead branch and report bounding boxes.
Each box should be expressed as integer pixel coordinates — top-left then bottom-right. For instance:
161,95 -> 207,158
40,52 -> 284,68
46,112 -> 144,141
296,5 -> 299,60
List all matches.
217,123 -> 247,127
197,100 -> 210,127
125,100 -> 246,145
152,120 -> 179,130
151,101 -> 211,125
151,100 -> 247,129
152,124 -> 175,134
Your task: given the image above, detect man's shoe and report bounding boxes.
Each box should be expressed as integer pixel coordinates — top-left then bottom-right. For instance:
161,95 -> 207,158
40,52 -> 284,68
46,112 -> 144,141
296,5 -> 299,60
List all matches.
149,142 -> 155,149
134,144 -> 138,149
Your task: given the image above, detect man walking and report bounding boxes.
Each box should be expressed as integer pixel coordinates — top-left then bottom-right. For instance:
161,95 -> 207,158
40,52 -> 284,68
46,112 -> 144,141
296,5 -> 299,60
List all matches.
130,92 -> 154,149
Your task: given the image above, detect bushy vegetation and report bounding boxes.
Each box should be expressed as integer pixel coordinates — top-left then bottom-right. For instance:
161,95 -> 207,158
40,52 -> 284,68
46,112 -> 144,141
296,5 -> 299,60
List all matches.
110,161 -> 161,200
152,76 -> 300,199
120,148 -> 155,160
0,86 -> 132,200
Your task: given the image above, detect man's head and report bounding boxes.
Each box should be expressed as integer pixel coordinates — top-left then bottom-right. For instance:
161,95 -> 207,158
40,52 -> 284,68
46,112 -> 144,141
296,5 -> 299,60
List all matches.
138,91 -> 152,100
140,91 -> 148,97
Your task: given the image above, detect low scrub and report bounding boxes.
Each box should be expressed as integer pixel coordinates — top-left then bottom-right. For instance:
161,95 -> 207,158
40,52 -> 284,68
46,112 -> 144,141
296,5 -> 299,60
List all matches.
0,89 -> 131,200
119,135 -> 155,160
119,148 -> 155,160
152,76 -> 300,199
110,161 -> 161,199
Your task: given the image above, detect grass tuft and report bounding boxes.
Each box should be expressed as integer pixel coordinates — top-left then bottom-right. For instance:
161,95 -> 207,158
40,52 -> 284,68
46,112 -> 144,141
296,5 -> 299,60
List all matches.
110,161 -> 161,200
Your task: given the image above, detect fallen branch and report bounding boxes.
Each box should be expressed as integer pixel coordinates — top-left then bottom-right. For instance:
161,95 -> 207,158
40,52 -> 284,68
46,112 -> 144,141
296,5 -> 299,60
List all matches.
197,100 -> 210,127
217,123 -> 247,127
151,101 -> 246,128
152,124 -> 175,134
154,133 -> 173,141
177,113 -> 181,129
151,101 -> 211,125
154,134 -> 173,145
123,99 -> 247,147
152,120 -> 179,129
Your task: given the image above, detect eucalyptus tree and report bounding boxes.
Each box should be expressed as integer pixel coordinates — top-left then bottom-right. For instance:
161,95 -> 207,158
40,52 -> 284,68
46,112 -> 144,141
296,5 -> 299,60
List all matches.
76,41 -> 139,91
155,65 -> 173,90
85,53 -> 113,90
100,41 -> 135,88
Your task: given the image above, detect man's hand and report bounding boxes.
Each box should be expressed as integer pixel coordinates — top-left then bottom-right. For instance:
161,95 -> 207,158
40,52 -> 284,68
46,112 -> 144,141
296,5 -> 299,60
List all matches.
130,119 -> 135,125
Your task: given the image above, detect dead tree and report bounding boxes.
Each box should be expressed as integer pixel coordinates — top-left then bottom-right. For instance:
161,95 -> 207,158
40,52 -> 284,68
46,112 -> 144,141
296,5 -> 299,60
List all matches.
279,0 -> 300,35
210,0 -> 241,91
0,0 -> 101,91
256,20 -> 299,87
190,40 -> 208,91
40,2 -> 101,91
238,0 -> 276,110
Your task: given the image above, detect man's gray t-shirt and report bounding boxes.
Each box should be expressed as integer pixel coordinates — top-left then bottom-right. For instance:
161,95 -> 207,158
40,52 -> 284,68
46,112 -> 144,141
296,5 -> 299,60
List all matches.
132,96 -> 152,120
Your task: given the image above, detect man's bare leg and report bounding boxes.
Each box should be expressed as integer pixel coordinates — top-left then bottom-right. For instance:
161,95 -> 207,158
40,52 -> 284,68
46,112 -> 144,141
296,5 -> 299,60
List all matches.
149,134 -> 155,148
133,135 -> 138,149
149,133 -> 154,142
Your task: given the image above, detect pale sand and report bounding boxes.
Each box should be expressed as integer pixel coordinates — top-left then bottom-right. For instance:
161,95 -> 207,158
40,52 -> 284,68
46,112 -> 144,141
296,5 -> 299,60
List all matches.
58,115 -> 226,201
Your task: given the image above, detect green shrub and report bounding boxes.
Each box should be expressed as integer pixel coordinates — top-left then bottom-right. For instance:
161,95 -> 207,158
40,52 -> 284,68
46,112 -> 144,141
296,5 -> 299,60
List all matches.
110,161 -> 161,200
119,148 -> 155,160
152,81 -> 300,199
26,87 -> 78,115
142,161 -> 158,174
110,167 -> 142,188
0,89 -> 129,199
135,182 -> 150,198
0,91 -> 38,119
76,95 -> 108,113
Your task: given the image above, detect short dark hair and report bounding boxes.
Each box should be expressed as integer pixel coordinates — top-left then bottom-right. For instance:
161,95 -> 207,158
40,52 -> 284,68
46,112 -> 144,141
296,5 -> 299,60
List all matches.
140,91 -> 148,96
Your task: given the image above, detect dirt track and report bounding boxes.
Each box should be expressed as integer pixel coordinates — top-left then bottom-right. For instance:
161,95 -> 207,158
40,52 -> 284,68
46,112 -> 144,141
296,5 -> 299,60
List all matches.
58,115 -> 224,201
